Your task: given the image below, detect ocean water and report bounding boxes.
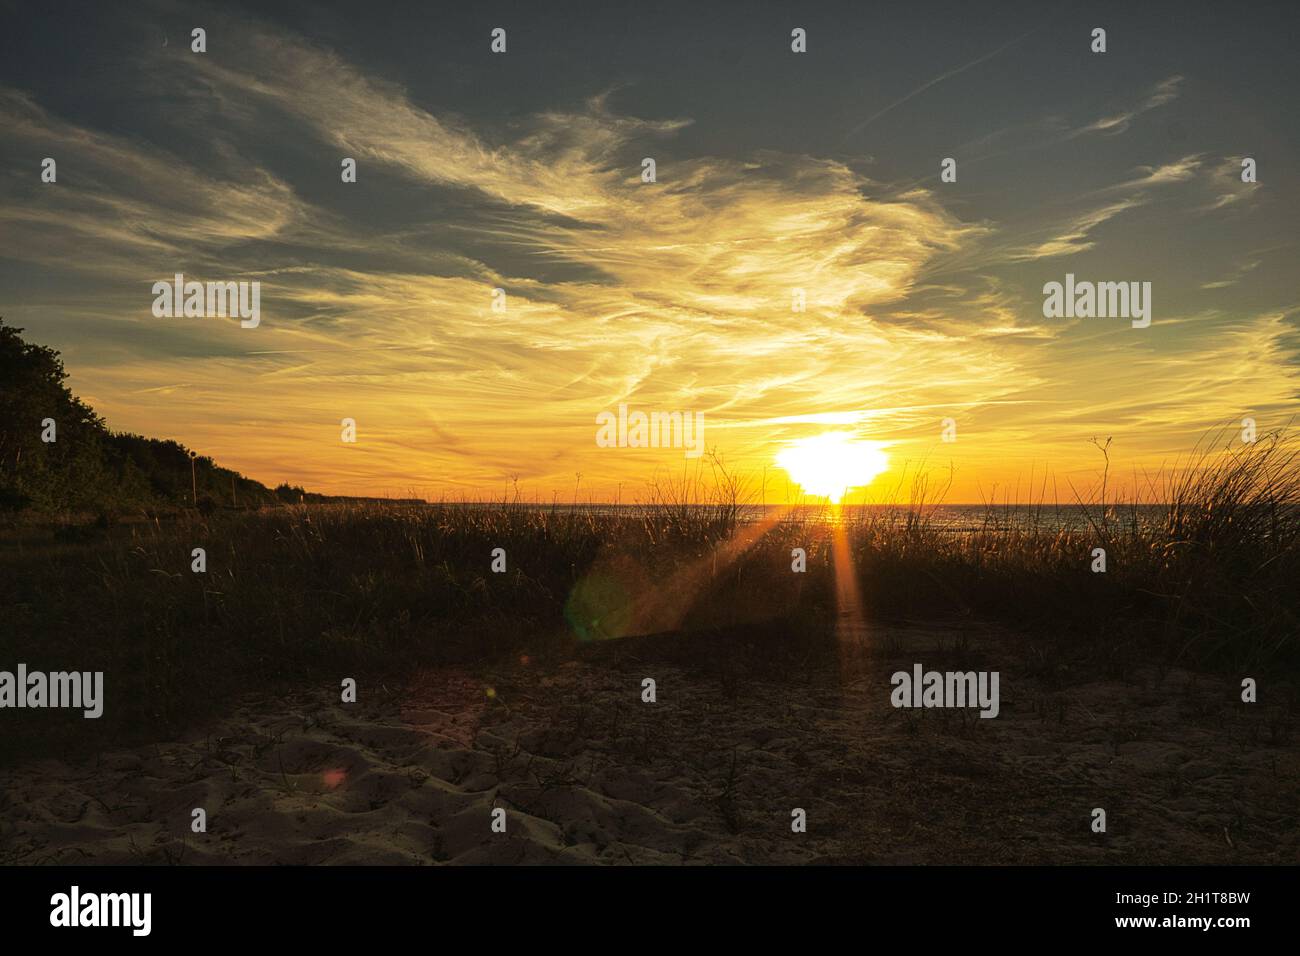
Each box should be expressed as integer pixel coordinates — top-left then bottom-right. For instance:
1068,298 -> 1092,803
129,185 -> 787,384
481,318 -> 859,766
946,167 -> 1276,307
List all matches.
451,502 -> 1170,534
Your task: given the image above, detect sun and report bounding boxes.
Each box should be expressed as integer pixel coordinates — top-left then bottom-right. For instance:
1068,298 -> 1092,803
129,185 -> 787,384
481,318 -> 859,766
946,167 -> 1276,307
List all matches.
776,432 -> 889,503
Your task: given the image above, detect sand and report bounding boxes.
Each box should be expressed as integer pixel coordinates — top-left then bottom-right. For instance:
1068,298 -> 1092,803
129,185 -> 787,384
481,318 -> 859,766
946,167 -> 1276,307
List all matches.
1,625 -> 1295,865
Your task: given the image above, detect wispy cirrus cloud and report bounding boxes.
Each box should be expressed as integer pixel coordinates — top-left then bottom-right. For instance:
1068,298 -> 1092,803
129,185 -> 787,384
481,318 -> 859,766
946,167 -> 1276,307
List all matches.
1,8 -> 1295,501
1071,75 -> 1184,138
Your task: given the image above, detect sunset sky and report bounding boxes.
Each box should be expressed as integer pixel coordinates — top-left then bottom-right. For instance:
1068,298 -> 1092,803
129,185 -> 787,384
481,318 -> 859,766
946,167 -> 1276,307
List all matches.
2,0 -> 1296,503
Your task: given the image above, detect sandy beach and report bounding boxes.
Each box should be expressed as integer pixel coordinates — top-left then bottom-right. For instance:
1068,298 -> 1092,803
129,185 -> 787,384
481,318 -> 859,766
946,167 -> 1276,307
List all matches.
3,624 -> 1293,866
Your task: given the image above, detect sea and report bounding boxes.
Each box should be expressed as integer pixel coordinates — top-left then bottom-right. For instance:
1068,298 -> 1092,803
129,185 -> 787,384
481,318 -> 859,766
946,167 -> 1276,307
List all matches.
437,502 -> 1173,534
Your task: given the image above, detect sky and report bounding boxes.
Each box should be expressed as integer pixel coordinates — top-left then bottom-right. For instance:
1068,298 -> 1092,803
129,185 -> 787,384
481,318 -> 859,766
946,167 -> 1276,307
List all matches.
1,0 -> 1297,503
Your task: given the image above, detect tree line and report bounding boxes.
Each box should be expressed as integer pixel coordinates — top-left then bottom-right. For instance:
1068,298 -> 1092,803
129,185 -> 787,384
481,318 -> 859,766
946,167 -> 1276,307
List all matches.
1,319 -> 320,515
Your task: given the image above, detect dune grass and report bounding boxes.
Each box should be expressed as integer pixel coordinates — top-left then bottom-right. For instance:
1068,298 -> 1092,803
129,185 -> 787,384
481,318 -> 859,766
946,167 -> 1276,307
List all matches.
1,430 -> 1296,764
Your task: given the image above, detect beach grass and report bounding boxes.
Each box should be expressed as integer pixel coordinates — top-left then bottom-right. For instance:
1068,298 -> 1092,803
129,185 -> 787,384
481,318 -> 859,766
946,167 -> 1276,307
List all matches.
1,429 -> 1296,764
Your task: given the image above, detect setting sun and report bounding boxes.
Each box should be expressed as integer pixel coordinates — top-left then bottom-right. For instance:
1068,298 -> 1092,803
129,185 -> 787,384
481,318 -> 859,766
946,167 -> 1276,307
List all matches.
775,432 -> 889,503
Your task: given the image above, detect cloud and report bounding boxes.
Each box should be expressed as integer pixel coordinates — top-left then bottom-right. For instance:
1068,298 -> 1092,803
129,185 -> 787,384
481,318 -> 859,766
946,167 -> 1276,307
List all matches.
1194,157 -> 1263,215
1,13 -> 1294,502
1,13 -> 1006,492
0,88 -> 311,275
1010,199 -> 1144,260
1200,259 -> 1261,290
1071,75 -> 1184,138
1006,156 -> 1202,261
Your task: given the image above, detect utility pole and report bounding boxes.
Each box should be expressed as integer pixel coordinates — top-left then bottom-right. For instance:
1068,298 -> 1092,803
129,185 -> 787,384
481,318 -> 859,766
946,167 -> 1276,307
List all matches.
189,450 -> 197,506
